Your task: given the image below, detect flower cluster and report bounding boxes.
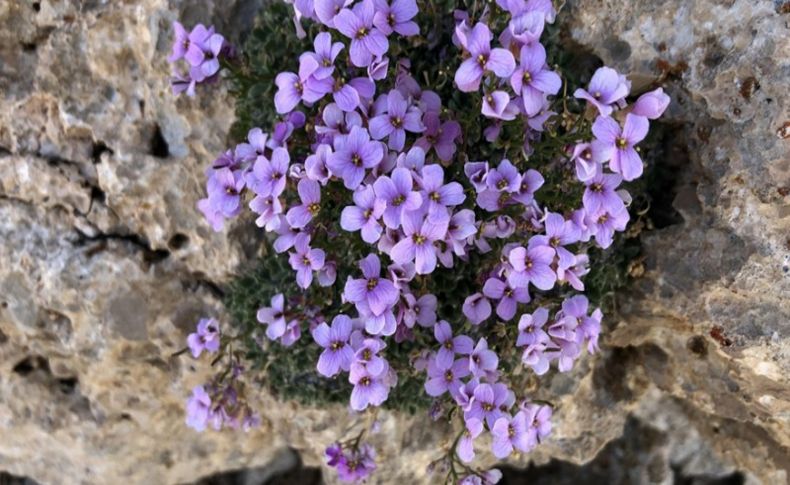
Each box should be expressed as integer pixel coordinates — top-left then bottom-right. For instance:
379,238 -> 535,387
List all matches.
168,22 -> 234,96
171,0 -> 669,482
325,440 -> 378,482
185,366 -> 260,432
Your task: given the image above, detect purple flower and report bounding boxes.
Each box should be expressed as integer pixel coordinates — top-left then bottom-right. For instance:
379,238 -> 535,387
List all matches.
316,104 -> 363,139
483,277 -> 530,321
235,127 -> 269,161
249,194 -> 283,230
486,159 -> 521,192
516,307 -> 550,347
491,411 -> 531,458
207,167 -> 245,215
570,142 -> 604,182
559,253 -> 590,291
335,443 -> 377,482
353,336 -> 388,376
418,164 -> 465,219
464,161 -> 490,192
331,76 -> 375,112
424,357 -> 470,397
196,31 -> 226,78
341,185 -> 386,243
273,217 -> 299,252
257,293 -> 287,340
531,212 -> 580,270
522,341 -> 550,375
446,209 -> 477,256
344,254 -> 400,316
369,89 -> 424,150
592,113 -> 649,181
187,318 -> 221,358
286,178 -> 321,228
523,403 -> 553,446
281,319 -> 302,346
368,55 -> 389,80
402,293 -> 438,327
481,90 -> 517,120
507,244 -> 557,290
573,66 -> 630,117
185,385 -> 212,432
457,417 -> 484,463
582,170 -> 623,214
390,211 -> 449,274
373,0 -> 419,36
510,43 -> 561,116
584,202 -> 629,249
169,22 -> 205,64
349,364 -> 389,410
512,168 -> 544,205
248,147 -> 290,197
305,144 -> 333,184
579,307 -> 602,353
373,167 -> 423,229
304,32 -> 344,79
170,67 -> 197,97
434,320 -> 474,370
334,0 -> 389,67
314,0 -> 346,27
455,22 -> 516,92
325,443 -> 345,467
274,55 -> 329,114
288,234 -> 326,289
463,292 -> 492,325
312,314 -> 355,377
414,113 -> 462,162
632,87 -> 670,119
318,261 -> 338,287
469,338 -> 499,378
504,10 -> 545,47
327,126 -> 384,189
464,382 -> 508,428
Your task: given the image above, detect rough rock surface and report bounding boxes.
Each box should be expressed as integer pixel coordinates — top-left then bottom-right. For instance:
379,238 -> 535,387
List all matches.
0,0 -> 787,484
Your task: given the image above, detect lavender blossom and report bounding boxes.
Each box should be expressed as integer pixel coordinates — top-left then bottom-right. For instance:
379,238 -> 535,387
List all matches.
187,318 -> 221,358
573,66 -> 630,116
433,320 -> 474,370
510,43 -> 561,116
457,417 -> 484,463
455,22 -> 516,92
327,126 -> 384,189
288,234 -> 326,289
373,0 -> 419,36
414,113 -> 462,162
483,277 -> 530,321
390,211 -> 449,274
341,185 -> 386,243
373,167 -> 423,229
257,293 -> 288,340
344,254 -> 400,317
592,113 -> 649,181
286,178 -> 322,228
424,357 -> 470,397
334,0 -> 389,67
313,314 -> 355,377
507,244 -> 557,290
491,411 -> 531,458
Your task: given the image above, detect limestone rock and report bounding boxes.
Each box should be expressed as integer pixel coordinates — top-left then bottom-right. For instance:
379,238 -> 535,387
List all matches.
0,0 -> 788,484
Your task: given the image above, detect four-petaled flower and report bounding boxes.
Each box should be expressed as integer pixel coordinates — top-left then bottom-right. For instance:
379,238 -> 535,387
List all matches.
312,314 -> 355,377
455,22 -> 516,92
286,178 -> 322,228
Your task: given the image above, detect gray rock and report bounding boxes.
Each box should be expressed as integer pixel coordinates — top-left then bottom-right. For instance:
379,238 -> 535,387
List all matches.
0,0 -> 788,484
